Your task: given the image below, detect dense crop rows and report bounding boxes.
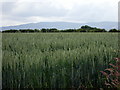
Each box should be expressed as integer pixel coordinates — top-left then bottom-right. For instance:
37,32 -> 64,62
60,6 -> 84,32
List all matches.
2,33 -> 119,88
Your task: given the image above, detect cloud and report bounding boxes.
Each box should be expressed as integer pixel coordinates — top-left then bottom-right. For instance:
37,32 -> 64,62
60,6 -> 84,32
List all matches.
64,1 -> 118,22
2,1 -> 68,17
1,0 -> 119,26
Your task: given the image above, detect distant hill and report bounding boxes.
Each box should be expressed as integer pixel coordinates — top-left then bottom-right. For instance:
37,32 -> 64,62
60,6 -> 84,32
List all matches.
1,22 -> 118,31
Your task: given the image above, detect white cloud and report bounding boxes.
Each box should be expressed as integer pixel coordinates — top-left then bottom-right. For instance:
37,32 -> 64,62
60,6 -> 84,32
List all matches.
1,0 -> 119,26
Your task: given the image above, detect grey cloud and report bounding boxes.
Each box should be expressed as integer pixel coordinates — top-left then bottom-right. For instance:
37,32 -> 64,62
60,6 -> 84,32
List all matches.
2,2 -> 17,14
65,3 -> 117,22
2,2 -> 68,18
1,0 -> 118,26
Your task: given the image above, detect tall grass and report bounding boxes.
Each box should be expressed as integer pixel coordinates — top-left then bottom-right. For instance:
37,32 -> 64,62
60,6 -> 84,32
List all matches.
2,33 -> 119,88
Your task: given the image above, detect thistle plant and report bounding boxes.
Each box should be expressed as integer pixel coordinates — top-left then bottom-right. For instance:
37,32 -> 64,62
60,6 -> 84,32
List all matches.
100,58 -> 120,88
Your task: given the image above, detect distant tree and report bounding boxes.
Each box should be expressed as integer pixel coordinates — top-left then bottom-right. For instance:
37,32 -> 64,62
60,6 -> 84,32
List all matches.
41,28 -> 59,32
81,25 -> 93,32
109,29 -> 118,32
2,29 -> 19,33
49,28 -> 59,32
41,28 -> 47,32
19,29 -> 35,33
77,29 -> 86,32
62,29 -> 76,32
93,29 -> 107,32
81,25 -> 92,29
80,25 -> 107,32
34,29 -> 40,32
1,26 -> 112,33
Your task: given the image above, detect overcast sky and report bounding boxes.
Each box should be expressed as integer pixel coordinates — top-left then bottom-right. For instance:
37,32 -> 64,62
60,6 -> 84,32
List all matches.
0,0 -> 119,26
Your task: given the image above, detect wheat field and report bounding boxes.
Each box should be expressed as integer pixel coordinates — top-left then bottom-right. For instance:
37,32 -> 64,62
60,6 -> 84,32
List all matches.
2,33 -> 119,88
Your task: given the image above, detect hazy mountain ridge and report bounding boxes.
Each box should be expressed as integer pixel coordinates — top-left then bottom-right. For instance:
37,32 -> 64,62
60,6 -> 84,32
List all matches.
1,22 -> 118,30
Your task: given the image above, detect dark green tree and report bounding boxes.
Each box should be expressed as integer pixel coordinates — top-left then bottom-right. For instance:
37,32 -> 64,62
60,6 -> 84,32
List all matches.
109,29 -> 118,32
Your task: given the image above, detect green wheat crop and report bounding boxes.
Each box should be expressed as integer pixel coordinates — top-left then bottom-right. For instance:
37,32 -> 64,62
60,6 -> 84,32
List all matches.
2,33 -> 119,88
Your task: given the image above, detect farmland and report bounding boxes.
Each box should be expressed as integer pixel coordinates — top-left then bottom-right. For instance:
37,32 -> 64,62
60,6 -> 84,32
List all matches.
2,33 -> 119,88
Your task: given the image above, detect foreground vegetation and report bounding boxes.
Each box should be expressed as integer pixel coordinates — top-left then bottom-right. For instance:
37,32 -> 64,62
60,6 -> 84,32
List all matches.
2,33 -> 119,88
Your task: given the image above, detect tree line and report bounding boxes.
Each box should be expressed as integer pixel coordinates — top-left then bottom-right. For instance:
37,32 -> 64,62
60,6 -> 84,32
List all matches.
2,25 -> 120,33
